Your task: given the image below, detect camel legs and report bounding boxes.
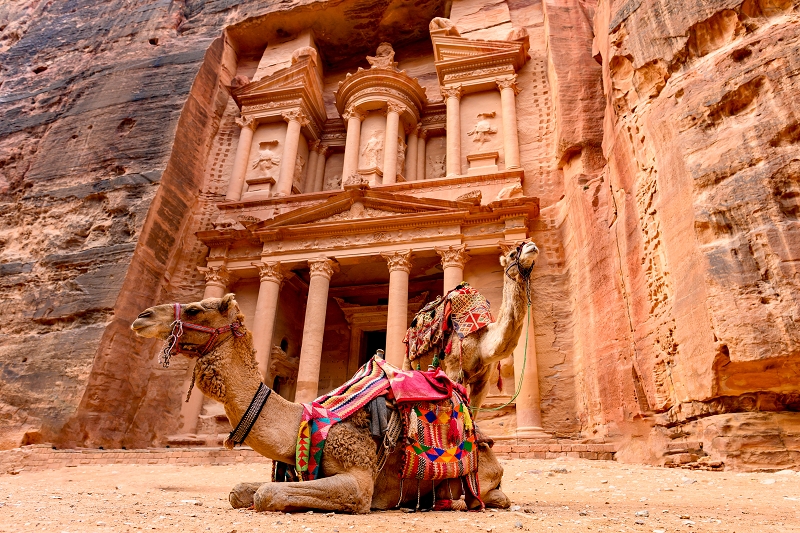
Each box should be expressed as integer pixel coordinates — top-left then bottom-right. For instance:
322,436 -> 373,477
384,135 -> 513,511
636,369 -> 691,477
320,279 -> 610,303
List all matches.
239,469 -> 374,513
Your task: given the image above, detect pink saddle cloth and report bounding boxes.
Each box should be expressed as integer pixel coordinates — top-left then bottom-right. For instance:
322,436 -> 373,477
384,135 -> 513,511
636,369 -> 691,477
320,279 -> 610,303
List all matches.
376,358 -> 468,403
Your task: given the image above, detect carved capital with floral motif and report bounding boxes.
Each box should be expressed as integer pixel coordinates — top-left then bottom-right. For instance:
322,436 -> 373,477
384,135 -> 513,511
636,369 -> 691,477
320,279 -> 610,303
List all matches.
198,265 -> 231,289
308,258 -> 339,280
343,106 -> 366,123
317,144 -> 330,158
253,261 -> 284,285
496,76 -> 521,95
308,140 -> 321,152
282,109 -> 310,127
235,115 -> 256,130
440,85 -> 463,101
386,101 -> 406,115
435,244 -> 470,270
381,250 -> 413,273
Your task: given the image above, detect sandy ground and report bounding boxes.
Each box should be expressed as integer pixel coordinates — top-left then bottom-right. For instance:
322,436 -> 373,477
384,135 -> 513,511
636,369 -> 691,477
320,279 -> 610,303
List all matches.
1,458 -> 798,533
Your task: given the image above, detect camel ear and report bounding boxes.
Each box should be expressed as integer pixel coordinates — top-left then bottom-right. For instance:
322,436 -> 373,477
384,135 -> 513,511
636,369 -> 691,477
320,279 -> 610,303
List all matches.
218,293 -> 238,318
499,254 -> 509,268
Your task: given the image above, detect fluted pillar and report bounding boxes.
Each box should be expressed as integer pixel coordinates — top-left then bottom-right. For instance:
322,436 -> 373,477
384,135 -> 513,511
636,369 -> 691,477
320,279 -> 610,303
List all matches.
382,102 -> 403,184
381,250 -> 412,367
497,76 -> 522,170
436,244 -> 470,293
405,124 -> 419,181
342,107 -> 366,183
251,262 -> 284,383
275,110 -> 309,197
225,116 -> 256,201
295,258 -> 338,403
417,129 -> 427,180
313,145 -> 328,192
442,85 -> 463,178
180,266 -> 230,434
303,140 -> 320,194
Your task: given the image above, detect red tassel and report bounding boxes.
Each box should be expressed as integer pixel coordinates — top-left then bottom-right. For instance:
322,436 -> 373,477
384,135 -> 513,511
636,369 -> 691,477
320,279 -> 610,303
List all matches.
449,416 -> 460,444
496,361 -> 503,391
445,339 -> 452,355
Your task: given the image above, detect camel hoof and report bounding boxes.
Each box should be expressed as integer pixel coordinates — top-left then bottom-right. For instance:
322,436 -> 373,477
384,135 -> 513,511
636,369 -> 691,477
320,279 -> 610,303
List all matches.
483,488 -> 511,509
253,483 -> 288,512
230,482 -> 265,509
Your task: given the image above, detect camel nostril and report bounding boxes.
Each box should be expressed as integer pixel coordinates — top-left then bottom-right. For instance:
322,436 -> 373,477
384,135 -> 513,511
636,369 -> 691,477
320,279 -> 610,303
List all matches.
137,310 -> 153,319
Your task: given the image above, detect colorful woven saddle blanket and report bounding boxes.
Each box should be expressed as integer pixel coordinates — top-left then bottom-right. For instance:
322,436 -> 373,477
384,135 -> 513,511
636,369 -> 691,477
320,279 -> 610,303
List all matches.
404,283 -> 493,362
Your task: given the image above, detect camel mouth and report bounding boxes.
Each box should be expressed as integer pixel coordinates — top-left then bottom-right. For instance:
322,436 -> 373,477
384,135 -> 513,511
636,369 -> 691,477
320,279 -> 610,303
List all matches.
130,319 -> 165,338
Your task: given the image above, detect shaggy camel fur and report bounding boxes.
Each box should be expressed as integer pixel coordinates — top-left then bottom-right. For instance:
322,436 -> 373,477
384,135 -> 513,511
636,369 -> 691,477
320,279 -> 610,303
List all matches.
403,242 -> 539,410
131,294 -> 509,513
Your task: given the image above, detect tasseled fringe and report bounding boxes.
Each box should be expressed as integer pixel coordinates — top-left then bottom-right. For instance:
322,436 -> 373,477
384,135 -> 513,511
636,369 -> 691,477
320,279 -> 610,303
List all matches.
448,416 -> 460,445
409,409 -> 419,439
432,497 -> 468,511
462,403 -> 474,431
496,361 -> 503,391
222,436 -> 235,450
185,361 -> 199,402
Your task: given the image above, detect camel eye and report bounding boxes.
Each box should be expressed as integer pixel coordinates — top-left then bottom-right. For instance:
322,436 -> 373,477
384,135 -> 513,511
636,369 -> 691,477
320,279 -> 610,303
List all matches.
510,251 -> 517,258
185,307 -> 201,316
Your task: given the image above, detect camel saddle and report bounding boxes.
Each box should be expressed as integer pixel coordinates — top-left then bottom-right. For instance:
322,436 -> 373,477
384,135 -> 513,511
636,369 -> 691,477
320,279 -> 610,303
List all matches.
292,356 -> 482,506
403,283 -> 493,362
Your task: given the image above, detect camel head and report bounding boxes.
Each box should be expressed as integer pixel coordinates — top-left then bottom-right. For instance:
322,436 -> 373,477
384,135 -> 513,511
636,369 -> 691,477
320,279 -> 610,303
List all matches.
131,294 -> 247,365
499,241 -> 539,281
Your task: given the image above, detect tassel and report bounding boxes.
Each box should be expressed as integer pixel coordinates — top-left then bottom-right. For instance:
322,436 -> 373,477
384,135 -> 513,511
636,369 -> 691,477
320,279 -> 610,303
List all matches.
448,416 -> 460,445
409,409 -> 419,439
463,404 -> 473,431
445,339 -> 452,355
223,436 -> 235,450
451,497 -> 468,511
431,353 -> 440,369
496,361 -> 503,391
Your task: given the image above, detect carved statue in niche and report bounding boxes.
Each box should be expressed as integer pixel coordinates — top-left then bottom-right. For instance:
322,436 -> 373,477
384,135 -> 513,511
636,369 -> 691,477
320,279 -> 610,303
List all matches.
325,174 -> 342,190
397,136 -> 407,176
361,131 -> 384,169
292,155 -> 306,191
467,112 -> 498,148
429,154 -> 446,180
251,140 -> 280,180
366,42 -> 398,70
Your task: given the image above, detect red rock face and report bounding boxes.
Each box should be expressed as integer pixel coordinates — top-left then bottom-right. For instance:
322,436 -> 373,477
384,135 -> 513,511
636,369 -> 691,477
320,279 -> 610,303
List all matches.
1,0 -> 797,468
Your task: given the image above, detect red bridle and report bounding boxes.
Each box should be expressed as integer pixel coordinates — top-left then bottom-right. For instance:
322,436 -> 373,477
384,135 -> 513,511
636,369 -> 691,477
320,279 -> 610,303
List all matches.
159,303 -> 244,367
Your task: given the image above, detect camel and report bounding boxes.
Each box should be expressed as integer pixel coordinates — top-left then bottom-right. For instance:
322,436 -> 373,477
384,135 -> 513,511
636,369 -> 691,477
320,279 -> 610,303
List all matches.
403,241 -> 539,411
131,294 -> 510,513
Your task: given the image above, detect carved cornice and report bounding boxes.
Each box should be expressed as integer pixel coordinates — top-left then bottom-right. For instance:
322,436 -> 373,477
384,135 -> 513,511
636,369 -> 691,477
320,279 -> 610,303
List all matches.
435,244 -> 470,269
440,85 -> 463,101
308,258 -> 338,280
253,261 -> 284,284
198,265 -> 231,288
431,32 -> 530,91
381,250 -> 413,273
334,66 -> 428,123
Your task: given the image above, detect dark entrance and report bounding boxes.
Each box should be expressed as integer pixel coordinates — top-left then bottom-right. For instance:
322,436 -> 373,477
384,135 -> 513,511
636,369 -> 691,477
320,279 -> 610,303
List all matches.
362,330 -> 386,365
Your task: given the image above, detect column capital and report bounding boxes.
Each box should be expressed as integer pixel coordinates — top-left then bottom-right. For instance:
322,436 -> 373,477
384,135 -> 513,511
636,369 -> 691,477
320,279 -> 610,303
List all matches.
198,265 -> 231,289
435,244 -> 470,269
418,128 -> 429,140
317,144 -> 330,157
496,76 -> 521,95
343,106 -> 366,122
235,115 -> 256,130
386,101 -> 406,115
406,122 -> 421,136
441,85 -> 463,101
253,261 -> 284,284
381,250 -> 413,273
282,109 -> 310,127
308,139 -> 321,152
499,240 -> 527,255
308,258 -> 339,280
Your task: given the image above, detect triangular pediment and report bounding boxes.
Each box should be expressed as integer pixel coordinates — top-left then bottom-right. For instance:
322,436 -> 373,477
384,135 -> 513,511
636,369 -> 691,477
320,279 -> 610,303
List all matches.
431,34 -> 529,86
432,35 -> 527,63
234,57 -> 319,97
248,189 -> 473,231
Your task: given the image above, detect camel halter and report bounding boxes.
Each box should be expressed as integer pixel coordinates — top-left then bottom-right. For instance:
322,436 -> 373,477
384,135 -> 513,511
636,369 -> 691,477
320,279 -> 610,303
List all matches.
504,241 -> 536,306
159,303 -> 245,368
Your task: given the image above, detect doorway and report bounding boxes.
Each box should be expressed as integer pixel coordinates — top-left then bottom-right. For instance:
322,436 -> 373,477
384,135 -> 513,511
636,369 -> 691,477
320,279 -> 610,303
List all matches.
362,330 -> 386,365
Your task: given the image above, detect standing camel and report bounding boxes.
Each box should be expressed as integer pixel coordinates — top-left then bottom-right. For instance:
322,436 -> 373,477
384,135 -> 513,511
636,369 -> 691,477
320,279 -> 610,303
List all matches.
131,294 -> 510,513
404,241 -> 539,410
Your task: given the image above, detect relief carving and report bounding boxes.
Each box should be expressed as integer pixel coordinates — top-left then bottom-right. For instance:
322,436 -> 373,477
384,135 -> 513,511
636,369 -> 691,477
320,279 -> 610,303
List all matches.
325,174 -> 342,190
467,112 -> 498,148
251,140 -> 280,183
235,115 -> 255,130
397,137 -> 407,175
429,17 -> 460,37
361,131 -> 384,168
292,155 -> 306,191
428,154 -> 446,180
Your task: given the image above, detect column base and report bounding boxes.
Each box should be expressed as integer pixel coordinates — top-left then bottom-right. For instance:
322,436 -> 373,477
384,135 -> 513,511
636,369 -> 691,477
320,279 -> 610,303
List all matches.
516,426 -> 551,439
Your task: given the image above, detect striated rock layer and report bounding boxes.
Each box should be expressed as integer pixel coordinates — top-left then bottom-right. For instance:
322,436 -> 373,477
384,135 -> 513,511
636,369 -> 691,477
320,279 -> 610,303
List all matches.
0,0 -> 797,469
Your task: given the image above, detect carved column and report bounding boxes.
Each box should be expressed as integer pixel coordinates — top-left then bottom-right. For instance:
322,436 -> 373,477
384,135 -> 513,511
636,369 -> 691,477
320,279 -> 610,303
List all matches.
514,308 -> 549,438
417,129 -> 427,180
313,145 -> 328,192
275,110 -> 310,197
179,265 -> 230,434
497,76 -> 522,170
382,102 -> 404,184
342,106 -> 366,184
381,250 -> 412,367
436,244 -> 470,293
303,140 -> 320,194
225,116 -> 256,201
295,258 -> 338,403
442,85 -> 463,177
405,124 -> 419,181
251,262 -> 284,383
